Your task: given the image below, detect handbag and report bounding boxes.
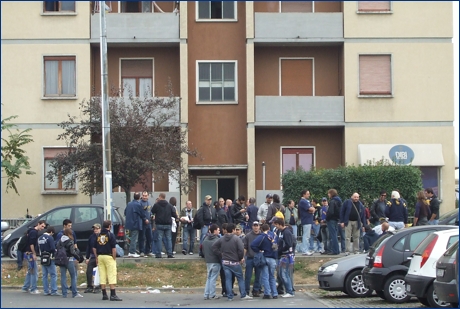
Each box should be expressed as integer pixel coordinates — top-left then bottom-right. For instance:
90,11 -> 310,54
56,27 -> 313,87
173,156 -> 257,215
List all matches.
40,251 -> 52,266
93,266 -> 100,286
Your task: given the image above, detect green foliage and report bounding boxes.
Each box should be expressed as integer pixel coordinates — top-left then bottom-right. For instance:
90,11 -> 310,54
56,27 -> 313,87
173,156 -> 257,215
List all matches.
282,160 -> 423,216
1,114 -> 35,195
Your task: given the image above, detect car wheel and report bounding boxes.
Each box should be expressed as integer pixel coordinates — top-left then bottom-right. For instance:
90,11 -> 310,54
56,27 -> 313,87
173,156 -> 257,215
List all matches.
418,297 -> 430,307
342,289 -> 349,295
383,274 -> 411,303
375,290 -> 386,300
345,269 -> 373,298
427,284 -> 451,308
8,241 -> 18,259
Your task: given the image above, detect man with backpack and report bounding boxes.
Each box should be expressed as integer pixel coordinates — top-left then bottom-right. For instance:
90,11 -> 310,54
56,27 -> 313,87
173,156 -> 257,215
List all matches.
21,220 -> 46,294
38,226 -> 61,296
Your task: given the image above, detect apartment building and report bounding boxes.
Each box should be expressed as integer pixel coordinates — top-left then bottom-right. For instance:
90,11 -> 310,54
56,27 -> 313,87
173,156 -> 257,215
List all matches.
1,1 -> 455,218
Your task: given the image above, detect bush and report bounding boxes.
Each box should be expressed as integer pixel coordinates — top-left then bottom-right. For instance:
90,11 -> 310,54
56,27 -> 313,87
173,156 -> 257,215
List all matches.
281,160 -> 423,216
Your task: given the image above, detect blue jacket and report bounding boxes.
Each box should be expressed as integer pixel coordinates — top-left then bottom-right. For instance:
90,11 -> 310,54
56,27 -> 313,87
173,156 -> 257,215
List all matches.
385,198 -> 408,223
125,199 -> 146,231
85,233 -> 97,259
38,233 -> 56,256
139,199 -> 153,225
340,199 -> 366,228
250,231 -> 277,259
299,198 -> 314,225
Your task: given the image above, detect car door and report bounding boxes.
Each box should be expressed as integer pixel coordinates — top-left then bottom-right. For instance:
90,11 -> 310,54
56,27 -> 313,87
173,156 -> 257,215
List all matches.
72,206 -> 103,246
402,229 -> 432,267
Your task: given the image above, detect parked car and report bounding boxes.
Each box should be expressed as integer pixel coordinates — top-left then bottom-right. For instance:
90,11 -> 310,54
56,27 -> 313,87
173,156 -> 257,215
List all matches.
438,208 -> 459,226
362,225 -> 456,303
434,240 -> 459,308
2,204 -> 125,259
405,229 -> 459,307
317,253 -> 372,297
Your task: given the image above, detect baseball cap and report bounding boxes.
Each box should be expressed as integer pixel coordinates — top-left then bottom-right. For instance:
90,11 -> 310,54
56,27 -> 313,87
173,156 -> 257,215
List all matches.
92,223 -> 101,229
235,224 -> 242,230
252,221 -> 260,226
266,193 -> 273,198
321,197 -> 327,202
205,195 -> 212,200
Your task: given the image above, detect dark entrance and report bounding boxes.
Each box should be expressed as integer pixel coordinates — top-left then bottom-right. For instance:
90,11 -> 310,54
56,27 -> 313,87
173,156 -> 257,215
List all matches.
218,178 -> 235,202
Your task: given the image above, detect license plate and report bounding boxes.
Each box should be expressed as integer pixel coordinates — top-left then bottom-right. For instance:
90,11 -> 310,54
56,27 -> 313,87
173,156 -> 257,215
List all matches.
437,269 -> 444,277
406,284 -> 411,292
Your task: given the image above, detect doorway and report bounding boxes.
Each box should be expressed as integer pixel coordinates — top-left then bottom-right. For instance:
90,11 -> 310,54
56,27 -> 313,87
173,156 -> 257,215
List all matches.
198,177 -> 237,206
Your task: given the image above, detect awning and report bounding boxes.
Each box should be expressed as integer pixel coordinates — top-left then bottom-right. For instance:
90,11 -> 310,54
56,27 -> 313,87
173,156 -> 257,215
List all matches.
358,144 -> 444,166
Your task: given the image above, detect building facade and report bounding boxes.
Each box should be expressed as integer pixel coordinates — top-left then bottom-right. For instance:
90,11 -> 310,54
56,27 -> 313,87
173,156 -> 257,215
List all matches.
1,1 -> 455,218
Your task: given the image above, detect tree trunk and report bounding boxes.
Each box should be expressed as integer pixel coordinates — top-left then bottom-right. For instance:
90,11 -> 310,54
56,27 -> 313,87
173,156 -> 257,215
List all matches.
124,188 -> 131,206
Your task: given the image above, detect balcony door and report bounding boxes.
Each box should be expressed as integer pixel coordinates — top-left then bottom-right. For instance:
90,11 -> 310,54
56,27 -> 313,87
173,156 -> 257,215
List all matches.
280,58 -> 314,96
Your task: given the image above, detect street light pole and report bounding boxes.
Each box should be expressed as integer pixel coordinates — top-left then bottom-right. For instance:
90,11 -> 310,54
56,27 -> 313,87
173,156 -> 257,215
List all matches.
100,1 -> 112,221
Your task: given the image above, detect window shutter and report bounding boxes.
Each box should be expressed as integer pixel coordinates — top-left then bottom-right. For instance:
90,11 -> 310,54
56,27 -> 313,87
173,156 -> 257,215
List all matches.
121,60 -> 153,78
44,148 -> 70,159
358,1 -> 391,12
281,59 -> 313,96
281,1 -> 313,13
359,55 -> 391,95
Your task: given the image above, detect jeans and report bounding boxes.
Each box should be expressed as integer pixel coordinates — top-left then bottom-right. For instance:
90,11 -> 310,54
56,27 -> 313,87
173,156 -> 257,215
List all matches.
428,219 -> 439,225
388,221 -> 405,230
200,225 -> 209,245
204,263 -> 221,298
220,266 -> 235,294
309,224 -> 322,252
244,257 -> 261,294
17,250 -> 24,270
260,257 -> 278,297
155,224 -> 173,256
327,220 -> 339,255
129,229 -> 140,254
182,226 -> 196,253
278,257 -> 294,295
60,259 -> 78,297
138,223 -> 152,254
291,225 -> 298,243
338,223 -> 346,252
320,225 -> 330,253
222,264 -> 247,299
22,253 -> 38,292
152,228 -> 159,255
300,224 -> 312,253
42,260 -> 58,294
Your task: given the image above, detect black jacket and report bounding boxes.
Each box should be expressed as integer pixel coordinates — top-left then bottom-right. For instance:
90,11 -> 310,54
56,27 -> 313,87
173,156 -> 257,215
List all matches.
230,202 -> 245,225
151,199 -> 177,225
326,196 -> 342,221
216,208 -> 228,229
197,203 -> 217,227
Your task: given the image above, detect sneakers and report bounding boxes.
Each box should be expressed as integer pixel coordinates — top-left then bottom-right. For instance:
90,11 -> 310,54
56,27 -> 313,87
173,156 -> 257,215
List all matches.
252,291 -> 260,297
50,292 -> 62,296
182,249 -> 186,255
167,255 -> 175,258
189,252 -> 194,255
282,293 -> 294,298
345,252 -> 350,256
84,288 -> 94,293
273,296 -> 278,299
210,295 -> 219,300
21,289 -> 29,293
73,293 -> 84,298
30,290 -> 41,295
302,251 -> 313,256
173,251 -> 176,254
110,295 -> 122,301
161,252 -> 165,255
147,253 -> 155,257
241,295 -> 253,300
140,253 -> 145,257
128,253 -> 140,258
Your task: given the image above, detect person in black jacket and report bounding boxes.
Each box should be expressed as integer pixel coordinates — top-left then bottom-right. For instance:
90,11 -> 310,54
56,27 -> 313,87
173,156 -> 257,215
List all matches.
214,201 -> 228,235
273,218 -> 295,298
38,226 -> 60,296
230,196 -> 248,226
197,195 -> 218,257
425,187 -> 440,225
326,189 -> 342,255
84,224 -> 101,294
151,193 -> 178,258
57,228 -> 82,298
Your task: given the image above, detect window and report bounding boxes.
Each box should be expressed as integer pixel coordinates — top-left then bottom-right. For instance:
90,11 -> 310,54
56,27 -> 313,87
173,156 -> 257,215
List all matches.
44,148 -> 76,191
409,231 -> 431,251
74,207 -> 99,224
280,1 -> 313,12
280,58 -> 314,96
393,236 -> 406,252
42,208 -> 72,227
120,59 -> 154,98
197,1 -> 236,20
357,1 -> 391,12
44,56 -> 76,97
120,1 -> 152,13
420,166 -> 440,197
359,55 -> 392,96
282,148 -> 314,173
197,62 -> 236,103
447,236 -> 459,250
43,1 -> 75,12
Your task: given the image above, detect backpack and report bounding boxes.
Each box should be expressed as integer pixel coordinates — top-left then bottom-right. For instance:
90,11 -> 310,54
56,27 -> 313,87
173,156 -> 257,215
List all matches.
192,207 -> 203,229
17,228 -> 33,252
275,209 -> 284,220
54,242 -> 69,266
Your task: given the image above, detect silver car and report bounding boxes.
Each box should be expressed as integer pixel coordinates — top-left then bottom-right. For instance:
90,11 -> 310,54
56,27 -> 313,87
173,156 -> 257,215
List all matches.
317,254 -> 373,298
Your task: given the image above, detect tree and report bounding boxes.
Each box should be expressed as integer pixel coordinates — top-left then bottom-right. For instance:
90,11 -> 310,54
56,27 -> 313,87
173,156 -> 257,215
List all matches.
1,114 -> 35,194
46,85 -> 199,204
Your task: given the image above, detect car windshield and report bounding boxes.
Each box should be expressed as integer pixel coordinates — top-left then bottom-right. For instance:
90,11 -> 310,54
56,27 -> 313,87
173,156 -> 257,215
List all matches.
438,208 -> 458,221
443,240 -> 458,256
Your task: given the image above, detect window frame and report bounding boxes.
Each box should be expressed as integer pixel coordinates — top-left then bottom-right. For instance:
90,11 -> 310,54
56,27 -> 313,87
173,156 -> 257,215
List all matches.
195,1 -> 238,22
42,55 -> 77,99
356,1 -> 392,14
279,57 -> 315,96
42,1 -> 77,14
280,147 -> 316,175
420,166 -> 442,199
358,53 -> 393,98
43,147 -> 77,194
196,60 -> 238,104
119,58 -> 155,98
279,1 -> 315,13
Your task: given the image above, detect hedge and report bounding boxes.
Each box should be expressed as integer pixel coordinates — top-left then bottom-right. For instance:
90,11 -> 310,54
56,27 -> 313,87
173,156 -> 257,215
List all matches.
281,161 -> 423,216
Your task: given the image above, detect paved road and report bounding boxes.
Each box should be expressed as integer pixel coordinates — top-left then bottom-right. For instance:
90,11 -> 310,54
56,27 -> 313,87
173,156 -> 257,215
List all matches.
1,289 -> 327,308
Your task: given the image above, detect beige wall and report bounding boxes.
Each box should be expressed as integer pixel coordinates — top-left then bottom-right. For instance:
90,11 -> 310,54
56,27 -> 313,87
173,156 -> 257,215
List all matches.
344,42 -> 454,122
343,2 -> 452,38
1,1 -> 90,39
344,126 -> 456,214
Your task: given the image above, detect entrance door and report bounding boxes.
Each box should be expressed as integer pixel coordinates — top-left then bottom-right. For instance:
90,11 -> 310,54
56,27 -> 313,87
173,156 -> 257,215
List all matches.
198,177 -> 237,205
200,179 -> 217,206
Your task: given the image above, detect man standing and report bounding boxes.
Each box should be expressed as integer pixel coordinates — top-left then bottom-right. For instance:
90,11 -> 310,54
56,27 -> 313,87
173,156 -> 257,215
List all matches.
38,226 -> 61,296
257,194 -> 272,225
225,199 -> 234,223
197,195 -> 218,258
151,193 -> 178,258
319,198 -> 329,255
326,189 -> 342,255
93,220 -> 122,301
125,192 -> 149,258
273,218 -> 295,298
84,224 -> 101,294
180,201 -> 196,255
21,220 -> 46,294
340,193 -> 366,255
230,196 -> 248,227
242,221 -> 262,297
284,200 -> 299,240
138,191 -> 154,257
370,191 -> 387,225
298,190 -> 315,255
202,224 -> 221,300
212,223 -> 253,301
245,198 -> 258,233
425,187 -> 440,225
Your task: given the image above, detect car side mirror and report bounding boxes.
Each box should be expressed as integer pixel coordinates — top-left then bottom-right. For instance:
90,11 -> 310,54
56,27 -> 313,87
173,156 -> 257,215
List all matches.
1,221 -> 9,232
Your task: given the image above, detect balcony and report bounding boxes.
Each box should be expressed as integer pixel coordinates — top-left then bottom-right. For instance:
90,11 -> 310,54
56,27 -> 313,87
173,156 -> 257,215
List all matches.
90,13 -> 179,45
254,13 -> 343,45
254,96 -> 344,127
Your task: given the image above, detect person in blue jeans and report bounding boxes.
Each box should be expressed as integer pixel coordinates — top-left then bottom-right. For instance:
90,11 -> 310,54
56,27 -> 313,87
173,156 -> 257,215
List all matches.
202,224 -> 221,300
38,226 -> 61,296
298,190 -> 315,255
325,189 -> 342,255
21,220 -> 46,294
211,223 -> 253,301
273,218 -> 295,298
196,195 -> 218,257
57,228 -> 82,298
139,191 -> 154,257
242,221 -> 263,297
151,193 -> 177,258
